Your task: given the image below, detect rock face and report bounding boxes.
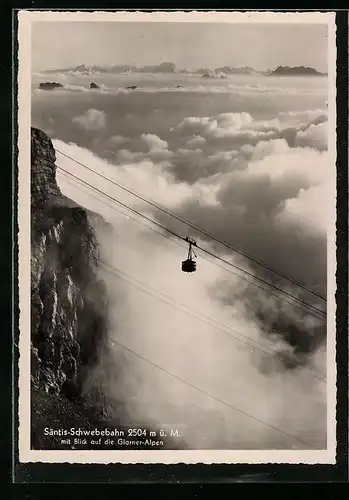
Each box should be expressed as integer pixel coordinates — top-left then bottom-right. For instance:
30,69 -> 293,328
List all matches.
31,128 -> 109,402
39,82 -> 64,90
90,82 -> 100,89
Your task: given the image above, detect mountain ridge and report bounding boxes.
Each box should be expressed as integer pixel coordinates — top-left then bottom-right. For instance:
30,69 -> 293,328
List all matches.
42,63 -> 265,76
41,62 -> 326,76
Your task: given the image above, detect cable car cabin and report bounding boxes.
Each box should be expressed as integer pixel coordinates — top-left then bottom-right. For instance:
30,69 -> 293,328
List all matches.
182,258 -> 196,273
181,237 -> 197,273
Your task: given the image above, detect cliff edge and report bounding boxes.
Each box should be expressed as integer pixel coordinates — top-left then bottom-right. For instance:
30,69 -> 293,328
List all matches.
30,128 -> 112,447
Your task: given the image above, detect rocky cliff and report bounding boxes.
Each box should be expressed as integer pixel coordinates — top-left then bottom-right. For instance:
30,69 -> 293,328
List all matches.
30,128 -> 113,444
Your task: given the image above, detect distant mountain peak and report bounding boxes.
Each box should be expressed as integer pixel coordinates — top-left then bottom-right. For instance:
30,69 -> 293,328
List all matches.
268,66 -> 325,76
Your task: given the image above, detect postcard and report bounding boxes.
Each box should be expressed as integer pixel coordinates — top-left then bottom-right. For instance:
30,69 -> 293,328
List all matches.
17,10 -> 336,464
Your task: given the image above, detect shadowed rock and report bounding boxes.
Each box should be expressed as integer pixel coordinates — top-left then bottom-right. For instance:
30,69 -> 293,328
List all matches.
39,82 -> 64,90
31,127 -> 110,403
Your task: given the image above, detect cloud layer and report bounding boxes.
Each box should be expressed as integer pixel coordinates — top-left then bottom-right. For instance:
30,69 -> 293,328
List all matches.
72,108 -> 107,131
32,75 -> 331,450
64,104 -> 331,361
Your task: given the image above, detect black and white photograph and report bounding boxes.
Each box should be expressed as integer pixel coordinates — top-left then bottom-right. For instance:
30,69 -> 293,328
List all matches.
18,10 -> 336,464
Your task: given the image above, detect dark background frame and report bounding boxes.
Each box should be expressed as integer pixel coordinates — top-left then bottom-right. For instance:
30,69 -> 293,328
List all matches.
2,4 -> 348,487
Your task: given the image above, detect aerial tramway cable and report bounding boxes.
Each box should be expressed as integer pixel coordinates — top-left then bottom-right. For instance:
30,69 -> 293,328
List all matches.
51,157 -> 328,451
56,148 -> 327,302
59,169 -> 327,380
99,260 -> 326,381
60,170 -> 325,323
105,333 -> 321,449
57,164 -> 326,319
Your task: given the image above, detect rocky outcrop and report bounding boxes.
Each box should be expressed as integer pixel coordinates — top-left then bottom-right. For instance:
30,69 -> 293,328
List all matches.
269,66 -> 324,76
39,82 -> 64,90
31,128 -> 109,402
90,82 -> 100,89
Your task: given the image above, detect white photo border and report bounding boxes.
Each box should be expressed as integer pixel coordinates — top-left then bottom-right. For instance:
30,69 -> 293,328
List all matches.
17,9 -> 337,465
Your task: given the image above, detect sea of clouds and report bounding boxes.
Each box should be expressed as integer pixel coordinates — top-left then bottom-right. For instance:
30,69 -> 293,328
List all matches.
32,73 -> 332,450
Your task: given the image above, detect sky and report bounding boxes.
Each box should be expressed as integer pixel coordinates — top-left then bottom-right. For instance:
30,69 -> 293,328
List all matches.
31,22 -> 328,73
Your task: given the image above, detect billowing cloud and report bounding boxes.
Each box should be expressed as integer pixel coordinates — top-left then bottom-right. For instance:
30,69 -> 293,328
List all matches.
277,183 -> 330,236
140,133 -> 169,150
104,111 -> 330,185
166,109 -> 328,182
141,108 -> 330,370
116,148 -> 144,163
156,134 -> 330,370
164,148 -> 241,183
187,135 -> 206,147
108,135 -> 129,146
278,109 -> 328,125
68,106 -> 331,367
295,122 -> 328,151
72,108 -> 106,131
165,138 -> 329,292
